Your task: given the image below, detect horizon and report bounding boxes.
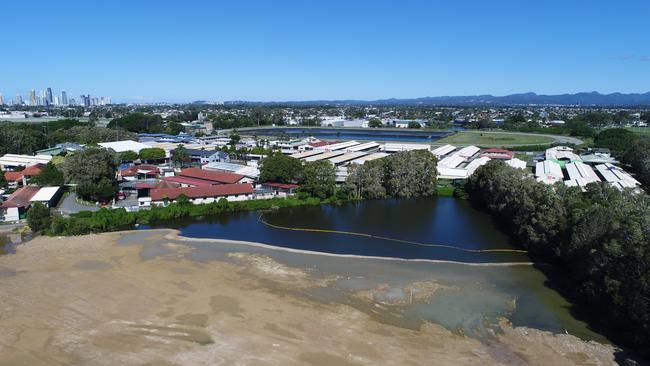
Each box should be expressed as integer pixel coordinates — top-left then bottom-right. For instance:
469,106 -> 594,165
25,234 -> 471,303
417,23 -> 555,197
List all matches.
2,0 -> 649,103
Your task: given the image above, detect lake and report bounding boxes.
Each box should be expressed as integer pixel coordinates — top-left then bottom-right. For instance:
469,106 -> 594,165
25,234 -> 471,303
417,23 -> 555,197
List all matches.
240,127 -> 453,142
141,197 -> 608,343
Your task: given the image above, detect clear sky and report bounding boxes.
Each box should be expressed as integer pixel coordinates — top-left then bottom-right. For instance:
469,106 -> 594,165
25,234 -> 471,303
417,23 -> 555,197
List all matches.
1,0 -> 649,102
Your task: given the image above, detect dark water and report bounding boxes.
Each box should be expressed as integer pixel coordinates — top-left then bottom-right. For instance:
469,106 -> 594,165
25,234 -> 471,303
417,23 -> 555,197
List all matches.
140,197 -> 608,343
242,127 -> 453,142
154,198 -> 527,264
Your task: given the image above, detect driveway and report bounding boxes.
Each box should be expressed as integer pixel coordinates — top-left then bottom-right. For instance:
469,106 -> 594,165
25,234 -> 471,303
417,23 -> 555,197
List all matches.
58,193 -> 100,215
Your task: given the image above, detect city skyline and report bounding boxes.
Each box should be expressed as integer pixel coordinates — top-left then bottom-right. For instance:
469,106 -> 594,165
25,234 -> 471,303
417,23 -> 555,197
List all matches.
0,86 -> 111,107
1,0 -> 649,102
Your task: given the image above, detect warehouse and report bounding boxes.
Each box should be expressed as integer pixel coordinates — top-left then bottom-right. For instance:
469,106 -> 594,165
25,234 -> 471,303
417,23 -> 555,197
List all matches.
535,160 -> 564,184
303,151 -> 345,162
382,143 -> 430,153
431,144 -> 456,158
329,152 -> 368,166
565,161 -> 601,188
0,154 -> 52,171
595,163 -> 641,190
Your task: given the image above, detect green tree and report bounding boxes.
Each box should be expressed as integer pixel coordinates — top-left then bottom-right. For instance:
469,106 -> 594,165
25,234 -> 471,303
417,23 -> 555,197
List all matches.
300,160 -> 336,199
107,113 -> 164,133
172,145 -> 191,167
61,147 -> 118,201
27,202 -> 51,233
594,128 -> 637,156
384,150 -> 437,198
259,154 -> 303,183
119,150 -> 139,162
30,162 -> 64,186
345,160 -> 387,199
368,118 -> 383,128
407,121 -> 422,129
166,121 -> 185,135
0,170 -> 6,188
138,147 -> 166,162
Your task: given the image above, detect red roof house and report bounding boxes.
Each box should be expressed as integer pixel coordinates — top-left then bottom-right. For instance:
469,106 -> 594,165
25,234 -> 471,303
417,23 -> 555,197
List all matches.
150,183 -> 254,202
178,167 -> 246,185
4,164 -> 44,187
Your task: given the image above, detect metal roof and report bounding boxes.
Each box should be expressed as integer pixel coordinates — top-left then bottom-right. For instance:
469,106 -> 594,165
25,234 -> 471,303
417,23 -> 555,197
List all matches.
304,151 -> 345,162
431,144 -> 456,157
346,142 -> 380,152
350,152 -> 389,165
329,152 -> 368,165
290,150 -> 325,159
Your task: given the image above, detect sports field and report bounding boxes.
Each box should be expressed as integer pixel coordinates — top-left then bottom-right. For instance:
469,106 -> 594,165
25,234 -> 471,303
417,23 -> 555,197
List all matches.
437,131 -> 556,147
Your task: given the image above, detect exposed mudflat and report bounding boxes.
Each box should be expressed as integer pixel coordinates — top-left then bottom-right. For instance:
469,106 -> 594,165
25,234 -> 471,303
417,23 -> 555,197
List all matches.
0,230 -> 619,365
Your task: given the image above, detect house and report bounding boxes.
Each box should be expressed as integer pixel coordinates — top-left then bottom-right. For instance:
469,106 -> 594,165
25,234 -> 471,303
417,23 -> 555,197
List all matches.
161,167 -> 251,187
29,186 -> 63,207
4,164 -> 44,188
480,148 -> 514,160
0,154 -> 52,171
0,186 -> 40,222
258,183 -> 299,198
117,164 -> 160,181
135,180 -> 181,207
150,183 -> 255,206
184,149 -> 228,165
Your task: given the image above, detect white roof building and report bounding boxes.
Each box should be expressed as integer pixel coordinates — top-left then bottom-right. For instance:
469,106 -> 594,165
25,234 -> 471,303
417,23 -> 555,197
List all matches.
98,140 -> 151,153
350,152 -> 389,165
0,154 -> 52,170
326,141 -> 361,151
438,154 -> 466,169
431,144 -> 456,158
565,161 -> 600,188
505,158 -> 527,170
382,143 -> 431,153
465,156 -> 491,176
329,152 -> 368,165
595,163 -> 641,190
535,160 -> 564,184
203,161 -> 260,179
346,142 -> 380,152
304,151 -> 345,162
455,145 -> 480,159
545,146 -> 581,162
290,150 -> 325,159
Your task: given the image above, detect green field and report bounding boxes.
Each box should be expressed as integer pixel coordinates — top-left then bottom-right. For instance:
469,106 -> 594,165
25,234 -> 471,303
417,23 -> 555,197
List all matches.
437,131 -> 555,147
626,127 -> 650,136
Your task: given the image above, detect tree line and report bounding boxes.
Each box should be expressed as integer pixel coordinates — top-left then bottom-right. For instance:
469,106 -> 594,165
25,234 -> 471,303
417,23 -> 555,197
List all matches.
465,160 -> 650,354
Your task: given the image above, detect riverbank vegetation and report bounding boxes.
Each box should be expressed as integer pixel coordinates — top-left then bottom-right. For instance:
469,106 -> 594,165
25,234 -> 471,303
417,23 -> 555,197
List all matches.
465,160 -> 650,354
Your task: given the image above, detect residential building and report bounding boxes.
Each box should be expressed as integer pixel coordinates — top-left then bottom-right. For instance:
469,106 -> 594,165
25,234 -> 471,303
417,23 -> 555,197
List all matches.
150,183 -> 255,206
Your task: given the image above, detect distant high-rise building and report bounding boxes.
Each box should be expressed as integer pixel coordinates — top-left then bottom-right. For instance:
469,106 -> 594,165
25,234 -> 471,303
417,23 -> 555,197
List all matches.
39,90 -> 46,106
46,87 -> 53,105
61,91 -> 68,105
16,94 -> 23,105
0,93 -> 4,105
69,98 -> 76,106
54,96 -> 60,106
81,94 -> 90,107
29,89 -> 37,106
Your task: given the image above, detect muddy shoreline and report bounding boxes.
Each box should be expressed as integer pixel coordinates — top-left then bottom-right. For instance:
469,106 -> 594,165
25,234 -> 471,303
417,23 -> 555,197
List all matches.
0,230 -> 620,365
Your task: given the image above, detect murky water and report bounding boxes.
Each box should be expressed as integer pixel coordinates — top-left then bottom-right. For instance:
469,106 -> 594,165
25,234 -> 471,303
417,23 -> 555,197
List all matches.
137,197 -> 609,343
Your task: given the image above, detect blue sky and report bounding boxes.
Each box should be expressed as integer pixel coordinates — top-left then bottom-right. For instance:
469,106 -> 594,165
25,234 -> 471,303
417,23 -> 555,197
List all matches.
1,0 -> 649,102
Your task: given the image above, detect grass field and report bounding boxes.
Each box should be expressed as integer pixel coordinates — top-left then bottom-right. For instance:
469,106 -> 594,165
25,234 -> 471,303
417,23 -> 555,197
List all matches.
437,131 -> 555,147
626,127 -> 650,136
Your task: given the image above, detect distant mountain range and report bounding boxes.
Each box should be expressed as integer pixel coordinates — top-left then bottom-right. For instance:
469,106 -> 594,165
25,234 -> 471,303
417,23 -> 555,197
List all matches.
226,91 -> 650,107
